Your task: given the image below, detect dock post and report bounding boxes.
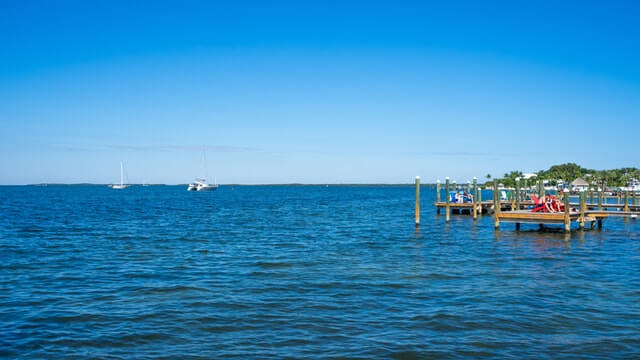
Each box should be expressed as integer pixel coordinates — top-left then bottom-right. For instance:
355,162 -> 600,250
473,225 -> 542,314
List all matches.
579,189 -> 585,229
624,190 -> 630,212
445,177 -> 450,223
473,177 -> 478,220
493,180 -> 500,229
436,179 -> 441,214
467,181 -> 471,194
515,177 -> 521,210
563,189 -> 570,232
478,186 -> 482,213
598,188 -> 603,210
537,180 -> 543,198
453,180 -> 457,195
415,176 -> 420,227
634,190 -> 637,207
589,188 -> 594,206
510,187 -> 515,211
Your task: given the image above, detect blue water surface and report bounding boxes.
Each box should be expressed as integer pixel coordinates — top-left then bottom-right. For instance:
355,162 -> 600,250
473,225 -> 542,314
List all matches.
0,185 -> 638,359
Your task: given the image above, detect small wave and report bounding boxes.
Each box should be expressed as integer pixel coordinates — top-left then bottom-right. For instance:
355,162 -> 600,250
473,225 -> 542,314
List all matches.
255,261 -> 293,269
137,285 -> 209,295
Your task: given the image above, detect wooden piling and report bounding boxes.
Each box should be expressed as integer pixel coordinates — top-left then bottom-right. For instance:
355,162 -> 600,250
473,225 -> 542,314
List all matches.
537,180 -> 543,198
415,176 -> 420,227
515,177 -> 521,210
623,190 -> 629,212
493,180 -> 500,229
467,181 -> 471,194
436,179 -> 441,203
510,187 -> 515,211
472,177 -> 478,220
445,177 -> 450,223
579,189 -> 585,229
634,191 -> 638,206
598,188 -> 603,210
563,189 -> 570,232
589,188 -> 594,205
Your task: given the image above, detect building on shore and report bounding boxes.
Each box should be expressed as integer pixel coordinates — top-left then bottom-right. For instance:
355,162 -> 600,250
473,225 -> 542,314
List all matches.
571,178 -> 589,192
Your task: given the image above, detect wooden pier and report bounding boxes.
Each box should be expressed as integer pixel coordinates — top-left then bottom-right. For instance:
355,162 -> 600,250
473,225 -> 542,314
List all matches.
418,177 -> 640,233
435,201 -> 640,215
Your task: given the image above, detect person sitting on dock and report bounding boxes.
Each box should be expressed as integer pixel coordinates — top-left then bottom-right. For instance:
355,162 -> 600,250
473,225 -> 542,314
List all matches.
531,194 -> 565,213
450,191 -> 473,204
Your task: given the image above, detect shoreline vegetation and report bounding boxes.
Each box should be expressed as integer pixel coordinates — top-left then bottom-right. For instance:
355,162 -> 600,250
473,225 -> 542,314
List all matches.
483,163 -> 640,188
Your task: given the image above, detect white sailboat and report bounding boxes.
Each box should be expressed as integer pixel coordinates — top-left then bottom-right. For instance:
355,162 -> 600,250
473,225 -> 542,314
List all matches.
187,147 -> 218,191
109,162 -> 130,189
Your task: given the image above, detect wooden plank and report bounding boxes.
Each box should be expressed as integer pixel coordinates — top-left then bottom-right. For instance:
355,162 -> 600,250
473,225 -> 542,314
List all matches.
587,211 -> 632,217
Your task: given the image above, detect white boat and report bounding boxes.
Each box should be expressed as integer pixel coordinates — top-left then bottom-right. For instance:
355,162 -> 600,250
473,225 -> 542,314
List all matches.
109,162 -> 130,189
187,147 -> 218,191
187,177 -> 218,191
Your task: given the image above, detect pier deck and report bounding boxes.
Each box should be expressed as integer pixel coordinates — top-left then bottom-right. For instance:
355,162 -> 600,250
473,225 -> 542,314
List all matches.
495,210 -> 608,231
498,210 -> 579,224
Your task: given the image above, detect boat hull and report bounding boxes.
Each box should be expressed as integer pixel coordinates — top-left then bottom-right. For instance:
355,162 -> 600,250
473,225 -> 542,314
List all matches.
187,183 -> 218,191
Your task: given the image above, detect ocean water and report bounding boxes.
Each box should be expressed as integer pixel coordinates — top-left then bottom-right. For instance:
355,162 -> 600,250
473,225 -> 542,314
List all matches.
1,185 -> 639,359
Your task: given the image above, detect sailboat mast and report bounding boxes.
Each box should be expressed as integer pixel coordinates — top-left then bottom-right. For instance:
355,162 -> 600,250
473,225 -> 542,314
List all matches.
203,145 -> 208,181
120,162 -> 124,186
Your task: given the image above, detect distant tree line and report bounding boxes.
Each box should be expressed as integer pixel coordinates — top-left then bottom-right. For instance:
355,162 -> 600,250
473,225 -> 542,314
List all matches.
485,163 -> 640,188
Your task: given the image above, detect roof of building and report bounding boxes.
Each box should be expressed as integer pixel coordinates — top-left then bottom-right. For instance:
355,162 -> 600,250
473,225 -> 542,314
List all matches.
571,178 -> 589,186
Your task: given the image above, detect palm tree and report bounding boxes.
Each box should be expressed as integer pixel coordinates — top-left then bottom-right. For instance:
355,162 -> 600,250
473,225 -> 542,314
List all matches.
486,174 -> 491,181
592,171 -> 607,191
621,173 -> 632,189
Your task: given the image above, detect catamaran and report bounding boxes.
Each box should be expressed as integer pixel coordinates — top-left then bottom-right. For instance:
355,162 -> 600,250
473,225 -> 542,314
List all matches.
109,162 -> 130,189
187,177 -> 218,191
187,147 -> 218,191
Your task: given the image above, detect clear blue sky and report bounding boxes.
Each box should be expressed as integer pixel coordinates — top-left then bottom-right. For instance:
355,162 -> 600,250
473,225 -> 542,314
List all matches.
1,1 -> 639,184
